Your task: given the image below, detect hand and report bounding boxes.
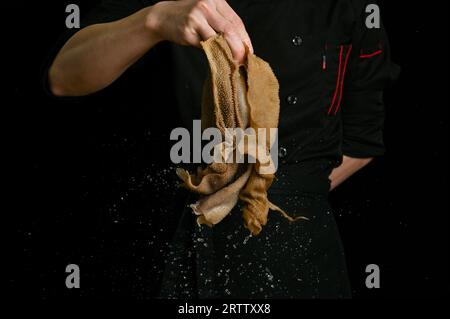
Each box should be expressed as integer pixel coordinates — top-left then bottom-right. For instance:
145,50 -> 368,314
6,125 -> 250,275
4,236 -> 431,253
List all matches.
146,0 -> 253,63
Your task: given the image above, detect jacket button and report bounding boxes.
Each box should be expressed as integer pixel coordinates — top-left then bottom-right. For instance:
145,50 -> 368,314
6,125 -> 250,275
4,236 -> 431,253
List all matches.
279,147 -> 287,158
292,35 -> 303,46
286,94 -> 299,105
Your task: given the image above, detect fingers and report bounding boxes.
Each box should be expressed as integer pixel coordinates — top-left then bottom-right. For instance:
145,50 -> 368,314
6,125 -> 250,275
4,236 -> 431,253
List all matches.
204,8 -> 246,62
194,0 -> 253,63
215,0 -> 253,54
181,2 -> 215,47
196,16 -> 217,41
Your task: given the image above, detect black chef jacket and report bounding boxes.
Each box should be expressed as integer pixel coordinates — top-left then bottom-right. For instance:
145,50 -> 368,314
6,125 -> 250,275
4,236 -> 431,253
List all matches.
43,0 -> 399,298
45,0 -> 399,179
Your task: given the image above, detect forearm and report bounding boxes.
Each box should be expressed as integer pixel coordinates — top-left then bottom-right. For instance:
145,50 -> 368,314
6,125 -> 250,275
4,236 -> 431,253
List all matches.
49,6 -> 160,96
329,155 -> 373,190
48,0 -> 254,97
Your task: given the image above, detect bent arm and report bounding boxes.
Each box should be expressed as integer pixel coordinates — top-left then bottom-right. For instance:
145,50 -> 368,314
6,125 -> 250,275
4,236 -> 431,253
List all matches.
48,0 -> 254,97
49,6 -> 160,97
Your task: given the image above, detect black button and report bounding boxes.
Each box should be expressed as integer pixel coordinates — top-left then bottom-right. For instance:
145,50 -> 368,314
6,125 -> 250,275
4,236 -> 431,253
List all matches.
292,35 -> 303,46
279,147 -> 287,158
286,95 -> 299,105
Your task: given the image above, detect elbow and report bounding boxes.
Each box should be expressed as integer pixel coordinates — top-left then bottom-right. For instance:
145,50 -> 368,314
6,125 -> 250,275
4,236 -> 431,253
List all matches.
48,64 -> 69,97
48,63 -> 103,97
49,81 -> 67,98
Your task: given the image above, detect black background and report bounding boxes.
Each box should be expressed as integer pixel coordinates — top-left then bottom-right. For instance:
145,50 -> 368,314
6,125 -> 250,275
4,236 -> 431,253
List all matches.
5,1 -> 449,299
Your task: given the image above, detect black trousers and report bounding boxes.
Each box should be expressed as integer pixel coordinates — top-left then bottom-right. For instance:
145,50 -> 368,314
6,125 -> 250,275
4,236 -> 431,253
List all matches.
159,170 -> 351,299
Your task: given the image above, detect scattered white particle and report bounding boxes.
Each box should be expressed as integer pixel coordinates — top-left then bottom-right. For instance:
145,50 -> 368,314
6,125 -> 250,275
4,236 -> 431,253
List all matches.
265,267 -> 274,281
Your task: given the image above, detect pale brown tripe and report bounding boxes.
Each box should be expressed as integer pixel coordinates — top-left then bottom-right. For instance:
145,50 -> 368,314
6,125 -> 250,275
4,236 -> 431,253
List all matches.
176,35 -> 307,235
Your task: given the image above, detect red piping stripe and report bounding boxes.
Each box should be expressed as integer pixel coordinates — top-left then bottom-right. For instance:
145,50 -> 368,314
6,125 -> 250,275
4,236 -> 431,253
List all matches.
327,45 -> 344,115
334,44 -> 353,115
359,49 -> 383,59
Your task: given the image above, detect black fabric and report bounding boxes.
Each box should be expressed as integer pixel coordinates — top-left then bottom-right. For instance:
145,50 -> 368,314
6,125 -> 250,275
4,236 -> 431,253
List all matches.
340,0 -> 400,157
159,178 -> 351,299
43,0 -> 399,298
44,0 -> 400,172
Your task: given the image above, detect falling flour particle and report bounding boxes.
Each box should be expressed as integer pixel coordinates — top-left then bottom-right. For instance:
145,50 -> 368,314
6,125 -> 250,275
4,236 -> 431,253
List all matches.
243,235 -> 252,245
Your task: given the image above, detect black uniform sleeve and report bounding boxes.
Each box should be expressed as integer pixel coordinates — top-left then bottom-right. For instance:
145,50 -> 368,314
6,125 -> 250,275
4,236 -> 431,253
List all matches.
42,0 -> 148,97
340,1 -> 400,158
